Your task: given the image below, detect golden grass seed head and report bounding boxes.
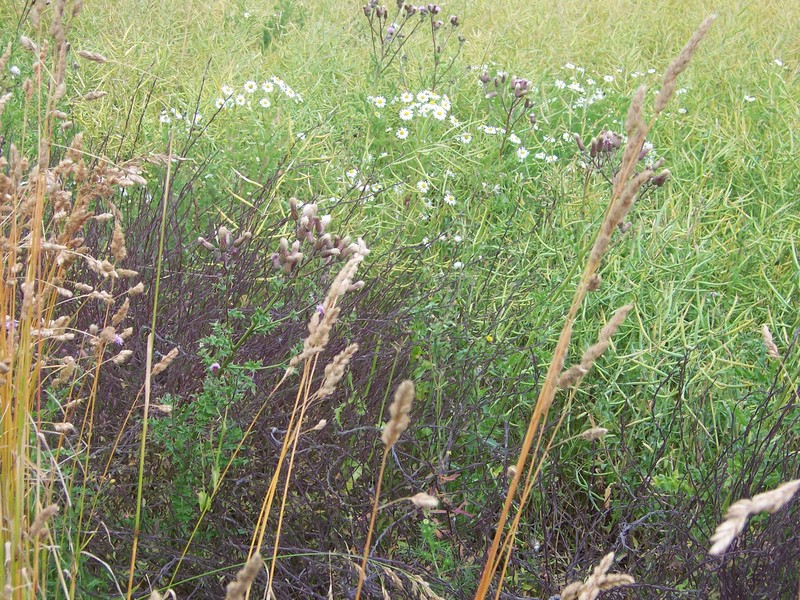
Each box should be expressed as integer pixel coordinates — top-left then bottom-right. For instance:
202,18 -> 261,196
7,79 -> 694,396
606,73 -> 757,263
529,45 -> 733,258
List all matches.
381,380 -> 414,448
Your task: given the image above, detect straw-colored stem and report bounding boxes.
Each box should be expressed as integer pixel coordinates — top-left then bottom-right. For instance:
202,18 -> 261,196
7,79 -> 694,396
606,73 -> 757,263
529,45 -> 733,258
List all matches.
473,116 -> 655,600
126,134 -> 173,599
354,449 -> 389,600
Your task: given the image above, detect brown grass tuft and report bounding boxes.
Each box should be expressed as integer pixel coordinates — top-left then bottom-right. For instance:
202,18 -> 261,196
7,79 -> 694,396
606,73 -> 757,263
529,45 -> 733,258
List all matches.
761,324 -> 781,361
560,552 -> 634,600
557,305 -> 633,388
709,478 -> 800,556
654,14 -> 717,114
151,347 -> 179,376
381,380 -> 415,448
29,504 -> 59,539
224,553 -> 264,600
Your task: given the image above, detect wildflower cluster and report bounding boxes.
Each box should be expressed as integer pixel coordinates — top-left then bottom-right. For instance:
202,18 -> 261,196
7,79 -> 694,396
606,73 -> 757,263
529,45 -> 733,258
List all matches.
361,1 -> 463,82
574,127 -> 670,193
197,225 -> 252,268
213,76 -> 303,111
271,198 -> 366,276
478,69 -> 535,158
158,106 -> 202,126
369,89 -> 456,140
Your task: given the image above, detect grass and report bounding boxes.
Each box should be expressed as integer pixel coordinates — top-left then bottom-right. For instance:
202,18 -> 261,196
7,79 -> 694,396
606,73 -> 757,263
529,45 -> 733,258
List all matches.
0,0 -> 798,597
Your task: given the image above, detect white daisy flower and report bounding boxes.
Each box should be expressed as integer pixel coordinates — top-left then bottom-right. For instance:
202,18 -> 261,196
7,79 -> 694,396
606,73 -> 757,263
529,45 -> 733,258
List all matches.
545,154 -> 558,163
678,107 -> 687,114
564,62 -> 575,70
262,81 -> 274,93
159,112 -> 171,124
416,180 -> 429,194
554,79 -> 566,89
215,98 -> 225,109
535,151 -> 546,160
346,168 -> 358,180
774,58 -> 784,67
235,94 -> 246,106
373,96 -> 387,108
482,125 -> 498,135
399,107 -> 414,121
416,90 -> 430,102
400,91 -> 414,103
443,192 -> 456,206
432,106 -> 447,120
259,97 -> 271,108
396,127 -> 409,139
449,115 -> 459,126
459,132 -> 472,144
453,235 -> 462,243
221,84 -> 234,96
244,80 -> 257,94
508,133 -> 521,145
604,75 -> 614,83
516,146 -> 529,161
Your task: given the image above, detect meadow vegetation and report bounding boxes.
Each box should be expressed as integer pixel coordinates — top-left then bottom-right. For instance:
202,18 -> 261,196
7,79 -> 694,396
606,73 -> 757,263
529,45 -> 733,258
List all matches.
0,0 -> 799,598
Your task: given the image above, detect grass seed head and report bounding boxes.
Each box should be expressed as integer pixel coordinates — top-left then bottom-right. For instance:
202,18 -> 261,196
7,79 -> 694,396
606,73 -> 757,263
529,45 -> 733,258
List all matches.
709,478 -> 800,556
224,553 -> 264,600
381,380 -> 414,448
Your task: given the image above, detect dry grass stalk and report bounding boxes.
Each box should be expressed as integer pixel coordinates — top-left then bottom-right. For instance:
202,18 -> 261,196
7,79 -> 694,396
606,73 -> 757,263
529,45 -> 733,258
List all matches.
655,14 -> 718,114
317,343 -> 359,399
112,297 -> 130,326
28,504 -> 59,539
579,427 -> 608,442
761,324 -> 781,360
111,350 -> 133,365
111,221 -> 127,261
708,478 -> 800,556
355,380 -> 415,600
151,347 -> 179,376
560,552 -> 634,600
289,241 -> 369,370
245,238 -> 370,596
82,90 -> 108,101
409,492 -> 439,509
76,49 -> 108,63
224,553 -> 264,600
381,380 -> 414,447
474,16 -> 715,600
558,305 -> 633,388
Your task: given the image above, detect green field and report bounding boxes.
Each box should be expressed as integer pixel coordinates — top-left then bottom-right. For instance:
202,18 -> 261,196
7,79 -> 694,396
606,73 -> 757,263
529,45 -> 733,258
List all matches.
0,0 -> 798,598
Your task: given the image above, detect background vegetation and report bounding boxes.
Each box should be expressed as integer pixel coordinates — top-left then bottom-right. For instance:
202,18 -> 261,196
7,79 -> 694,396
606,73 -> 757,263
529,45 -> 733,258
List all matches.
0,0 -> 798,598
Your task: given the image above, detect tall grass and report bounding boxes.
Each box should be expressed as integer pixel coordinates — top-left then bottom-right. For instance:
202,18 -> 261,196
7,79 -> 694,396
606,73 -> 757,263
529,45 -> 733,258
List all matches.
1,0 -> 798,598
